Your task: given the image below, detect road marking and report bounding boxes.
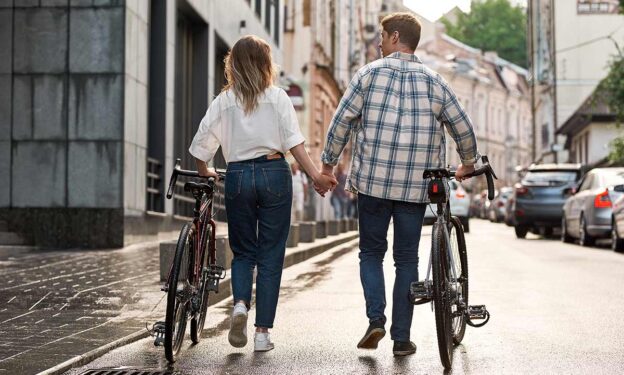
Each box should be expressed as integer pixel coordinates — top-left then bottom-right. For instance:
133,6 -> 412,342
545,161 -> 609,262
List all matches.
28,292 -> 51,311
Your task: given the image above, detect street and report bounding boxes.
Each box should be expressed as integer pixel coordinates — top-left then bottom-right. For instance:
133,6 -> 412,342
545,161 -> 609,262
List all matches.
66,219 -> 624,374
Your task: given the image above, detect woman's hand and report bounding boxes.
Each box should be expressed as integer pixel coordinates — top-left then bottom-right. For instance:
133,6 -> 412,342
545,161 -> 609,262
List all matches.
313,172 -> 338,197
195,158 -> 219,178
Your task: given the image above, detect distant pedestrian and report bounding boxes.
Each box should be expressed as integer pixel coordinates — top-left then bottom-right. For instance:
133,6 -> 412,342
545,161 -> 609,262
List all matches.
189,35 -> 336,352
330,165 -> 349,219
291,162 -> 308,222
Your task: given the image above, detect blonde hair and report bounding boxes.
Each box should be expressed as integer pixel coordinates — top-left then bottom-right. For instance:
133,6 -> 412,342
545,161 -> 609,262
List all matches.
223,35 -> 278,114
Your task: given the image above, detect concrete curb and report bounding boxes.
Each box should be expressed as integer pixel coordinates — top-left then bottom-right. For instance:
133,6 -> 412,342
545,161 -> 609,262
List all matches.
41,231 -> 359,375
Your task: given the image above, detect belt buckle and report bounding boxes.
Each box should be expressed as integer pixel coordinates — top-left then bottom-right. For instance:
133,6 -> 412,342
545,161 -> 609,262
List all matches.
267,153 -> 282,160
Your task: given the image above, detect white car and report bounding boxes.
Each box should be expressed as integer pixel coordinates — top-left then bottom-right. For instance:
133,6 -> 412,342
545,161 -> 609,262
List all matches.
424,180 -> 471,232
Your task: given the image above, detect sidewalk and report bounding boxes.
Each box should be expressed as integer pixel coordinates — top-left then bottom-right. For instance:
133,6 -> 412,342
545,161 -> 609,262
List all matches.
0,223 -> 358,375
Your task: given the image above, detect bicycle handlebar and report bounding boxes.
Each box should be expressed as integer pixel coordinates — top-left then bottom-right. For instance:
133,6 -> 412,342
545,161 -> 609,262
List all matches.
166,158 -> 226,200
457,156 -> 498,201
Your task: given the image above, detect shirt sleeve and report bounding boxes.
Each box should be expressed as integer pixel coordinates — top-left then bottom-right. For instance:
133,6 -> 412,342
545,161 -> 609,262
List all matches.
320,66 -> 366,166
437,77 -> 480,166
278,89 -> 306,152
189,96 -> 222,162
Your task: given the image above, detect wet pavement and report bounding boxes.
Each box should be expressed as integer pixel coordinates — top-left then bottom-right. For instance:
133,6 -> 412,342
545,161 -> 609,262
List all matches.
65,220 -> 624,375
0,241 -> 172,374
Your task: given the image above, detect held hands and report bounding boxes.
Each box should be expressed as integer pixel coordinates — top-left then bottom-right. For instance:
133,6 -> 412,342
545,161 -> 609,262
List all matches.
313,171 -> 338,197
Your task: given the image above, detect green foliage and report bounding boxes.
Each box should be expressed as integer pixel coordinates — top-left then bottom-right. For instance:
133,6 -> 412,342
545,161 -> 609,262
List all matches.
441,0 -> 527,67
621,0 -> 624,14
609,137 -> 624,165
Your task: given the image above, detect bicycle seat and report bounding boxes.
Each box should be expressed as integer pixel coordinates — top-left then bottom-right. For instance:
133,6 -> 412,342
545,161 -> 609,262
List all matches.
423,168 -> 451,179
184,181 -> 213,192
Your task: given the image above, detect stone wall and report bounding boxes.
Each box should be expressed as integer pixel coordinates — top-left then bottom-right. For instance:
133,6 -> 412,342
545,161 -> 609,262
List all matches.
0,0 -> 126,248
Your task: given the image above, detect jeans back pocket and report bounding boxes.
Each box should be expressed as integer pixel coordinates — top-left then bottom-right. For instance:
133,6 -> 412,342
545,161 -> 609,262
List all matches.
262,167 -> 291,198
225,170 -> 244,200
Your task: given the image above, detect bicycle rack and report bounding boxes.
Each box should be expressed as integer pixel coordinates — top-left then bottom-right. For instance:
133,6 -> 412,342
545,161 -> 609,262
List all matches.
465,305 -> 490,328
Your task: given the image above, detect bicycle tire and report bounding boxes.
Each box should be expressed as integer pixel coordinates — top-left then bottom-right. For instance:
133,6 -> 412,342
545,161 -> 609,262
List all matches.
449,216 -> 469,345
164,223 -> 194,363
191,224 -> 212,344
432,222 -> 453,369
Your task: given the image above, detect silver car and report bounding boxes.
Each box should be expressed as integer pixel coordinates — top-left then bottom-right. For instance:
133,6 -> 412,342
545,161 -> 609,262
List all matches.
562,168 -> 624,246
424,180 -> 471,232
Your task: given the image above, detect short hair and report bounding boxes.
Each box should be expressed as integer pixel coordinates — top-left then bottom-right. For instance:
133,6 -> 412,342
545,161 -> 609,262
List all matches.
381,12 -> 422,50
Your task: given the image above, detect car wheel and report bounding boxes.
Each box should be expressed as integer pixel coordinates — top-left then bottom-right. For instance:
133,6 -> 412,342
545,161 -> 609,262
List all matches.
515,225 -> 528,239
561,216 -> 574,243
542,227 -> 553,237
579,215 -> 595,247
612,219 -> 624,252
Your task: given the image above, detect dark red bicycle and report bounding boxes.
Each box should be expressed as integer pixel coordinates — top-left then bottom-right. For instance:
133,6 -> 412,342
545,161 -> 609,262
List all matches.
150,159 -> 226,363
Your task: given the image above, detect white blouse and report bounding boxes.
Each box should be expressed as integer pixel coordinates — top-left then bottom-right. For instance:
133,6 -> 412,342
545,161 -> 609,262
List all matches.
188,86 -> 305,163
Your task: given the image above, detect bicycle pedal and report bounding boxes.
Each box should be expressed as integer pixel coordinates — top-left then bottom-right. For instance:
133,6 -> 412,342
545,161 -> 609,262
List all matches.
466,305 -> 490,328
467,305 -> 488,320
206,276 -> 220,293
410,280 -> 433,304
150,321 -> 166,347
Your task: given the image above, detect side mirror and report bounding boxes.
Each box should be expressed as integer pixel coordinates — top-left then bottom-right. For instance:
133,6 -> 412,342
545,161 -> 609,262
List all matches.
614,184 -> 624,193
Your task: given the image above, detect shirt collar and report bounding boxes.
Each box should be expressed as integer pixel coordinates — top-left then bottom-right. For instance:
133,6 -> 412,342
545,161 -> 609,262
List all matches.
386,51 -> 422,63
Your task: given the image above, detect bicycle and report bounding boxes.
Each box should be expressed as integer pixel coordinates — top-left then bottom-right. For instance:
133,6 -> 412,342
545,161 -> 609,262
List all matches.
150,159 -> 226,363
410,155 -> 496,369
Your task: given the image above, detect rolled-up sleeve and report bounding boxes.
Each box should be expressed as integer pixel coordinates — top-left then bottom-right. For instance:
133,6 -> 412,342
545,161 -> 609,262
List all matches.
278,89 -> 305,152
189,97 -> 222,162
438,78 -> 479,166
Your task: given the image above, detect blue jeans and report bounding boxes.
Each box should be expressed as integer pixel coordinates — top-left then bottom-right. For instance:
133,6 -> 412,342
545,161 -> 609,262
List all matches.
225,155 -> 292,328
357,193 -> 427,342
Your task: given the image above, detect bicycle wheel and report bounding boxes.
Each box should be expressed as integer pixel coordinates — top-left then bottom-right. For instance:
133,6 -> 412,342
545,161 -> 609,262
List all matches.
191,224 -> 212,344
432,222 -> 453,369
449,216 -> 469,345
164,223 -> 194,363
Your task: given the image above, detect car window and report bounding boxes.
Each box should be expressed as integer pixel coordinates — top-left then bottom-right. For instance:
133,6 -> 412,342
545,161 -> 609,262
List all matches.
579,175 -> 593,191
523,171 -> 579,185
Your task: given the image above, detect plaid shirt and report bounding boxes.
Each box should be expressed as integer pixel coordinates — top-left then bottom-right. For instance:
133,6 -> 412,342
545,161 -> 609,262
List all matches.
321,52 -> 479,203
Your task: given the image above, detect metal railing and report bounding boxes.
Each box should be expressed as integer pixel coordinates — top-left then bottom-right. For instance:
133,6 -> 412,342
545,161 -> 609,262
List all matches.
147,157 -> 164,212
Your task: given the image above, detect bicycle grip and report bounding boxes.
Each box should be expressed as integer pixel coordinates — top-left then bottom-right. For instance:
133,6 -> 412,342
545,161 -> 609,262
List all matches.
166,159 -> 181,199
486,171 -> 495,201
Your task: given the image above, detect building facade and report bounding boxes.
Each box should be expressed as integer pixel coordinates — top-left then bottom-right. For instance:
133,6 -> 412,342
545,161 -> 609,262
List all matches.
0,0 -> 284,248
529,0 -> 624,163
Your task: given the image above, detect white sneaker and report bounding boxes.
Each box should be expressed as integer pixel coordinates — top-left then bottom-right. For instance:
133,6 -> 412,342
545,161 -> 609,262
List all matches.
228,302 -> 248,348
254,332 -> 275,352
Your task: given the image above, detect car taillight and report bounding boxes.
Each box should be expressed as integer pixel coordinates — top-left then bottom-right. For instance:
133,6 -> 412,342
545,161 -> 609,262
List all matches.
516,186 -> 529,196
594,189 -> 612,208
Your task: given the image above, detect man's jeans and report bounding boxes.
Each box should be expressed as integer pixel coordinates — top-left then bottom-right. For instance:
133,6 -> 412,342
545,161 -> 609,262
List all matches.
225,155 -> 292,328
357,193 -> 427,342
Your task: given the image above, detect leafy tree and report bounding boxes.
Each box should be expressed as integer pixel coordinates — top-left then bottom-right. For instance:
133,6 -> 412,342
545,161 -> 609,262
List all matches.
441,0 -> 527,67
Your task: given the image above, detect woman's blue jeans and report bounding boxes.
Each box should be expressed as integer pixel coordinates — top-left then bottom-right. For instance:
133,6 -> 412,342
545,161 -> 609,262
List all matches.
225,155 -> 292,328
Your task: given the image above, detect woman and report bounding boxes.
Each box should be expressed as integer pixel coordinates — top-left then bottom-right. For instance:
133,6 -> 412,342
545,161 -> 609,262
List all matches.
188,35 -> 336,352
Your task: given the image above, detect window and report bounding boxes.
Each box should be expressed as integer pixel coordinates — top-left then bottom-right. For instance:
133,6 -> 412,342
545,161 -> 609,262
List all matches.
273,0 -> 280,45
577,1 -> 620,14
265,0 -> 272,32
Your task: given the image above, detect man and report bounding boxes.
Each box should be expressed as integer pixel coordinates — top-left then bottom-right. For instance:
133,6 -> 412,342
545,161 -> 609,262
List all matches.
330,164 -> 349,219
318,13 -> 479,356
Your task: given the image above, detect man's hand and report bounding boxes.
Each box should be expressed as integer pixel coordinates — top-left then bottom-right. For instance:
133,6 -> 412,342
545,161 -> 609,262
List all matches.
313,173 -> 338,197
455,164 -> 475,181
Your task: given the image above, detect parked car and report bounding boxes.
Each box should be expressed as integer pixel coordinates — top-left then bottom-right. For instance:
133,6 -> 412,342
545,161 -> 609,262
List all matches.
505,194 -> 515,226
610,189 -> 624,252
479,189 -> 490,219
488,187 -> 513,222
470,193 -> 484,218
513,164 -> 583,239
562,168 -> 624,246
424,180 -> 471,232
